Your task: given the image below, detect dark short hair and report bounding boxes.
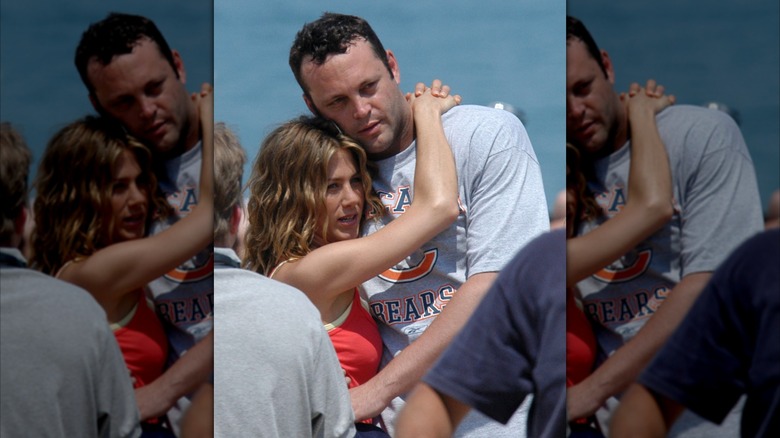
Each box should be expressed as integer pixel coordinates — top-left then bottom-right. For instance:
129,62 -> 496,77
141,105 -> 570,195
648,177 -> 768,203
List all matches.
0,123 -> 32,245
566,16 -> 608,78
75,12 -> 177,96
289,12 -> 393,95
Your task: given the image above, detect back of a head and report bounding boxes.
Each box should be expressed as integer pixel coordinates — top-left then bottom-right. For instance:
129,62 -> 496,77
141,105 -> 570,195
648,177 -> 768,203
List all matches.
289,12 -> 392,93
214,122 -> 247,246
75,12 -> 176,95
0,123 -> 32,247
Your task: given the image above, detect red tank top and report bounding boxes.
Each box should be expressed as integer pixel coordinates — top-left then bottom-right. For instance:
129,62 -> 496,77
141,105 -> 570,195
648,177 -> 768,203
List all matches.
566,288 -> 597,387
113,291 -> 169,389
327,289 -> 383,389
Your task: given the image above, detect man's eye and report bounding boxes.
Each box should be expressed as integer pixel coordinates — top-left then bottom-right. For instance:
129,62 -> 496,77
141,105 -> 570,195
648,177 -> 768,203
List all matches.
362,82 -> 377,94
147,81 -> 164,96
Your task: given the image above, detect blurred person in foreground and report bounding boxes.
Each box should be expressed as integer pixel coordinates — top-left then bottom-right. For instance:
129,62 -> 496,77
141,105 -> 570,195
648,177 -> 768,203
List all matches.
0,122 -> 140,437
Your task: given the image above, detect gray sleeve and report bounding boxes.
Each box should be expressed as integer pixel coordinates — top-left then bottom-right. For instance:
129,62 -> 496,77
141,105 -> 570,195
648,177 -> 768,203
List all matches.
463,112 -> 550,275
675,111 -> 763,275
309,325 -> 356,438
96,324 -> 141,438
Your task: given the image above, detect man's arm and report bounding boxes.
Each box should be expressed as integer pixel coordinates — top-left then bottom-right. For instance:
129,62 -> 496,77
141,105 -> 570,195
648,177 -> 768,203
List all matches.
395,383 -> 471,438
135,330 -> 214,421
350,272 -> 496,421
567,272 -> 711,419
611,383 -> 685,438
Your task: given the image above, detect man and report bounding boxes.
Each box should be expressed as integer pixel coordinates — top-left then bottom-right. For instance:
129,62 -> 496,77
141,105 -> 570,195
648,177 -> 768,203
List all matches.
75,12 -> 213,428
290,13 -> 550,435
395,229 -> 567,438
565,15 -> 763,433
611,228 -> 779,438
210,123 -> 355,437
0,123 -> 140,437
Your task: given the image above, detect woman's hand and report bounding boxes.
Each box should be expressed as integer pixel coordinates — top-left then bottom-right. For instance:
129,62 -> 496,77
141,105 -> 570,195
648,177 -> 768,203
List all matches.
407,79 -> 462,117
621,79 -> 675,119
193,83 -> 214,135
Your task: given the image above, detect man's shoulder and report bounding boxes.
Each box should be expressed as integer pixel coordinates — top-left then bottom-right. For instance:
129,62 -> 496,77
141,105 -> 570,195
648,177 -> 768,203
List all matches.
214,260 -> 321,318
657,104 -> 740,133
1,266 -> 99,306
1,267 -> 110,333
442,105 -> 531,156
444,104 -> 523,127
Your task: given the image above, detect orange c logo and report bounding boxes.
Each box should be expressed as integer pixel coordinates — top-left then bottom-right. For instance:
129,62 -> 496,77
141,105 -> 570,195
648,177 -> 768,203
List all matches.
593,249 -> 652,283
379,249 -> 437,283
164,253 -> 214,283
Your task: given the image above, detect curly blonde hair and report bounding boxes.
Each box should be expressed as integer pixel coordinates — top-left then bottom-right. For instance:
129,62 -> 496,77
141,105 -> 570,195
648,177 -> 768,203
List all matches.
243,116 -> 384,275
32,116 -> 170,275
566,143 -> 602,235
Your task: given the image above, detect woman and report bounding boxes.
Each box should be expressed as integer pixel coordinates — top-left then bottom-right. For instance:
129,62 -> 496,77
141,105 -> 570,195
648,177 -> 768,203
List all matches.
243,86 -> 459,429
566,80 -> 675,436
31,88 -> 213,436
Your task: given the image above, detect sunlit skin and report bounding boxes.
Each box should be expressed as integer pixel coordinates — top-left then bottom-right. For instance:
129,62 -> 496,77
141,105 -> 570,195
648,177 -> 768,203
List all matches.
108,149 -> 149,244
314,148 -> 365,246
87,38 -> 198,157
300,39 -> 414,160
566,39 -> 628,158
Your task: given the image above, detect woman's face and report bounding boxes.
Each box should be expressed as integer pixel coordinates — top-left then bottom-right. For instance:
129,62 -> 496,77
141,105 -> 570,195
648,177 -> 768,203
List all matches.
108,148 -> 149,243
315,148 -> 365,245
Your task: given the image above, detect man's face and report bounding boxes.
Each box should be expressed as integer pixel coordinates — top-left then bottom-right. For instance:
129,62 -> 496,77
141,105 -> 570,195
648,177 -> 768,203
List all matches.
300,39 -> 412,160
566,39 -> 621,156
87,38 -> 195,156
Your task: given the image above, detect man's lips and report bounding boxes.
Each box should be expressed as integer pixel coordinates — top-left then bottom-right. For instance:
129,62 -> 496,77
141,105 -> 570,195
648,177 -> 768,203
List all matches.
574,121 -> 595,139
358,120 -> 380,136
145,121 -> 167,138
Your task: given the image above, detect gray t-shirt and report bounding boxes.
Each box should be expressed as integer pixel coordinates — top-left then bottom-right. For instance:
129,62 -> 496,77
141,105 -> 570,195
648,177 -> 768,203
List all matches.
213,247 -> 355,438
1,248 -> 140,438
361,105 -> 550,436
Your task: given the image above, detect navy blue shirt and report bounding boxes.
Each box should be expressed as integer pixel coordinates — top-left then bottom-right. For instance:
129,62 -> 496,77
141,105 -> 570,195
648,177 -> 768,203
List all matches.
639,229 -> 780,437
423,229 -> 566,438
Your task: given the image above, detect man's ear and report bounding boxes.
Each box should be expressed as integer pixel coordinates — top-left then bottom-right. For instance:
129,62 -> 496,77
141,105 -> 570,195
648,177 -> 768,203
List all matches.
303,93 -> 321,117
386,50 -> 401,84
229,203 -> 242,237
89,93 -> 109,117
600,49 -> 615,85
172,49 -> 187,84
14,207 -> 27,238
